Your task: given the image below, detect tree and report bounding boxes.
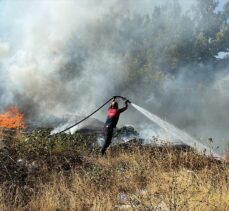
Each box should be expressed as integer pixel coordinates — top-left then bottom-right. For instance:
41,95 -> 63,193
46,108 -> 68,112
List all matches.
193,0 -> 229,61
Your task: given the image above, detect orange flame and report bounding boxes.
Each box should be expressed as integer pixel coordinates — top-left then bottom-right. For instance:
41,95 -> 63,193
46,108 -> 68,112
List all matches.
0,106 -> 26,129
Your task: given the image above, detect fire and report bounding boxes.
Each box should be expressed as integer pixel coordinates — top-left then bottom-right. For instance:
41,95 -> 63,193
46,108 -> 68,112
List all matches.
0,106 -> 26,129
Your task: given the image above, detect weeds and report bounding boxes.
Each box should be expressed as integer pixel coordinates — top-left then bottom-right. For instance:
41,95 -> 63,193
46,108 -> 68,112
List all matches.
0,129 -> 228,210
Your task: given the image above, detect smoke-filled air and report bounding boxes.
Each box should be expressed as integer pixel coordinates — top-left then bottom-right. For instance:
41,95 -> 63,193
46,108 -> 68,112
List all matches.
0,0 -> 229,153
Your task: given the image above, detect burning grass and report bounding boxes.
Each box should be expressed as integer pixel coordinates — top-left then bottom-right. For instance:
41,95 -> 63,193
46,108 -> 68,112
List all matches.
0,129 -> 228,210
0,106 -> 25,129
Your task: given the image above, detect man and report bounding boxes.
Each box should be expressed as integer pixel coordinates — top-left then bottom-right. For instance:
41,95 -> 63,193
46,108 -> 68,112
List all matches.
101,97 -> 129,155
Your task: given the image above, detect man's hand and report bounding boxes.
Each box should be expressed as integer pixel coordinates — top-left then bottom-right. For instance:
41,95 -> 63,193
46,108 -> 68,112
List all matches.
125,100 -> 129,104
124,98 -> 131,104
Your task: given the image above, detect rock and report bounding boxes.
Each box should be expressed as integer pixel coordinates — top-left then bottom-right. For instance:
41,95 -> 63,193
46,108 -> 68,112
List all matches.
117,192 -> 129,204
114,205 -> 132,210
154,201 -> 169,211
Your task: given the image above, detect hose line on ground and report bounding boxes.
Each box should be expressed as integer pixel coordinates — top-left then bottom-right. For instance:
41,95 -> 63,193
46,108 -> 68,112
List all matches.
53,96 -> 130,135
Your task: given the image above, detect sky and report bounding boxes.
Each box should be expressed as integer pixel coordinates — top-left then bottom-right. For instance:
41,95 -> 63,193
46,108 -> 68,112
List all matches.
218,0 -> 229,9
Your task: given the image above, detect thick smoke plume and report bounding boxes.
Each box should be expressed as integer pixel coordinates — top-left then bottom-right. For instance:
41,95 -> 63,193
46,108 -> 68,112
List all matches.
0,0 -> 229,152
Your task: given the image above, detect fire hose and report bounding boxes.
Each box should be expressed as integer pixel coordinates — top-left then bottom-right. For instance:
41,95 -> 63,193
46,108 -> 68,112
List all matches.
53,96 -> 131,135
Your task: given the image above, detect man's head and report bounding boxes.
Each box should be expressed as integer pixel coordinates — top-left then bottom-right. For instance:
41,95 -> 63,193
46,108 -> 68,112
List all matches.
111,101 -> 118,109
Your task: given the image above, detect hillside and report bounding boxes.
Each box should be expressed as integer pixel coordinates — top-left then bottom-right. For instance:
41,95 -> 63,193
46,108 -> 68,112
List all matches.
0,128 -> 228,210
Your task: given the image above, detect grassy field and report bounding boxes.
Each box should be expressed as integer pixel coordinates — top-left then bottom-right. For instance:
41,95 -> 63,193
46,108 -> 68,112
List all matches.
0,128 -> 228,210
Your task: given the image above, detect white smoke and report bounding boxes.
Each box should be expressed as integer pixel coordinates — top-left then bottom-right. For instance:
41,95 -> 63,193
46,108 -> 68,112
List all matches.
0,41 -> 10,58
0,0 -> 229,153
0,0 -> 129,118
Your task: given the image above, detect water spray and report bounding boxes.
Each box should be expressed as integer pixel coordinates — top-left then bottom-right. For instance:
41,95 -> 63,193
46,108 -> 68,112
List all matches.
131,103 -> 221,158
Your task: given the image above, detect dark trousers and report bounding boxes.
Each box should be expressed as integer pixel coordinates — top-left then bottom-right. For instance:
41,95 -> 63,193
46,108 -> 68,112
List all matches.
101,127 -> 114,155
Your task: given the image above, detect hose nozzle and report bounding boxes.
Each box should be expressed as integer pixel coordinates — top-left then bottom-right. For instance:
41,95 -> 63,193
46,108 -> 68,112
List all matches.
113,96 -> 131,103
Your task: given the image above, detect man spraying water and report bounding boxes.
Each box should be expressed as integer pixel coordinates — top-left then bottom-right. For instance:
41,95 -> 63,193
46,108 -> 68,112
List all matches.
50,94 -> 220,159
101,97 -> 130,155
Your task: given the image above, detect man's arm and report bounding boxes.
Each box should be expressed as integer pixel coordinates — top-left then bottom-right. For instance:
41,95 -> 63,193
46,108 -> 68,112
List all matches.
119,100 -> 129,113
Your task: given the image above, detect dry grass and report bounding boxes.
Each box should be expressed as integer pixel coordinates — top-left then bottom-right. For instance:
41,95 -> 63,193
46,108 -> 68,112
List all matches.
0,130 -> 228,210
0,127 -> 5,140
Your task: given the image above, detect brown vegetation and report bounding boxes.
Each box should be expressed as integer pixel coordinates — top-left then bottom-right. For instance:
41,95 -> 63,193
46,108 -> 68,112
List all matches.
0,129 -> 228,210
